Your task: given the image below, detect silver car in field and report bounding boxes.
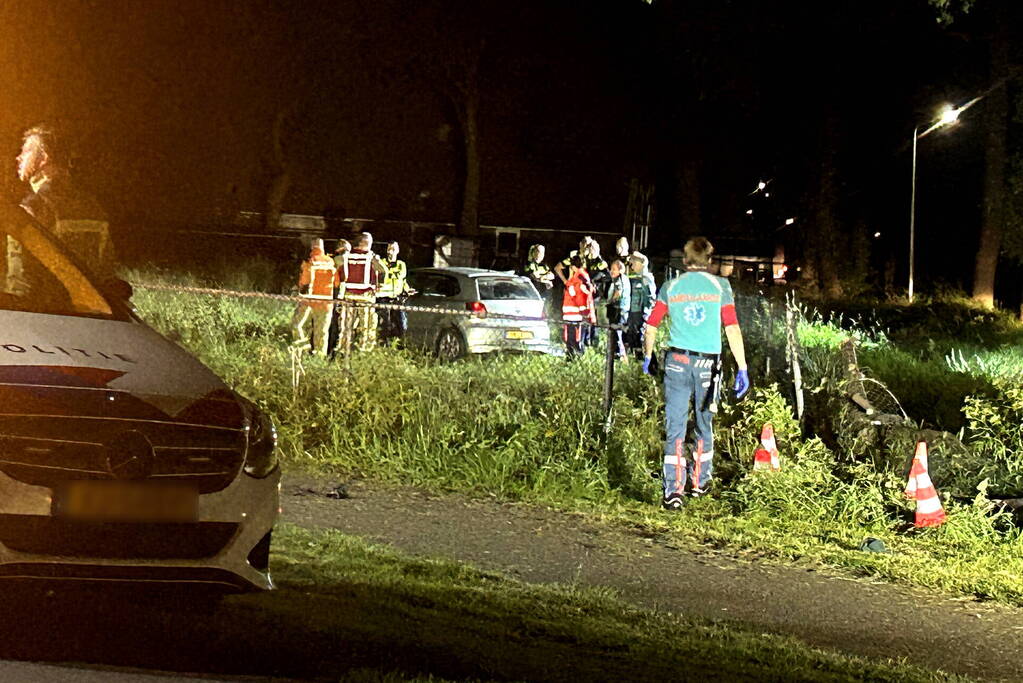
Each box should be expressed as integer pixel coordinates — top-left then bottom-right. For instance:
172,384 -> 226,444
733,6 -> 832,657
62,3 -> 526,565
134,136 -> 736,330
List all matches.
403,267 -> 558,360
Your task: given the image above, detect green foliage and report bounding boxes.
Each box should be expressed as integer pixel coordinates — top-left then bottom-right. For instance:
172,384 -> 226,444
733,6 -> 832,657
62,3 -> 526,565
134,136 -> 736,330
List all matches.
134,283 -> 655,504
959,378 -> 1023,495
716,384 -> 799,482
132,274 -> 1023,609
928,0 -> 975,25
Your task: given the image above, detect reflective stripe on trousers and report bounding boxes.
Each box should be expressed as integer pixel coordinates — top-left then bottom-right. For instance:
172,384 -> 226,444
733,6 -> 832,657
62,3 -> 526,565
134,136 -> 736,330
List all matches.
291,301 -> 333,356
662,351 -> 717,496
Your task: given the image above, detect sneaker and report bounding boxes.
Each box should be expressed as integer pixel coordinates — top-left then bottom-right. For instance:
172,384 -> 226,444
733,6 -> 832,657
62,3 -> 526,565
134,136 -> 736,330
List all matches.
662,493 -> 684,511
690,483 -> 713,498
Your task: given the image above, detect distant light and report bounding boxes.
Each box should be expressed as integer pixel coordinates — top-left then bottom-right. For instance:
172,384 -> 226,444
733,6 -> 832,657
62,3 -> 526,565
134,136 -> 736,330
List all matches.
785,218 -> 795,225
938,105 -> 961,126
873,231 -> 881,238
764,192 -> 770,198
746,209 -> 754,215
757,181 -> 766,191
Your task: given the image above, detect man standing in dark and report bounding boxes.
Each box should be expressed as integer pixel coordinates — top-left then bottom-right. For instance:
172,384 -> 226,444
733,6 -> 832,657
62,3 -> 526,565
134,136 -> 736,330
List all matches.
606,259 -> 630,360
17,124 -> 117,281
643,237 -> 749,510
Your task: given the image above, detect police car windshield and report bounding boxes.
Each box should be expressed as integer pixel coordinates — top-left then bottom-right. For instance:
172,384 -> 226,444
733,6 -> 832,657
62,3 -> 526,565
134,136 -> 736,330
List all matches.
0,215 -> 115,319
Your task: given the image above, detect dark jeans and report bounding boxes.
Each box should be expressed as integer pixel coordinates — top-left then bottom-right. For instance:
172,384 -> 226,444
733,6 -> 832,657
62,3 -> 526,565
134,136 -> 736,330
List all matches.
327,306 -> 341,358
624,311 -> 646,356
377,297 -> 407,342
563,322 -> 589,359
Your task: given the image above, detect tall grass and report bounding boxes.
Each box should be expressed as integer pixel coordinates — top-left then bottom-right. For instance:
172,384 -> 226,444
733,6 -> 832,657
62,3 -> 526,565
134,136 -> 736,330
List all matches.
131,276 -> 1023,607
131,284 -> 657,503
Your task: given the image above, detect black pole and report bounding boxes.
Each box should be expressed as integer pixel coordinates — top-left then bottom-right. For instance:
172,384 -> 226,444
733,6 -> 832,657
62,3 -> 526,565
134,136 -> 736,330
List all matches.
603,323 -> 615,432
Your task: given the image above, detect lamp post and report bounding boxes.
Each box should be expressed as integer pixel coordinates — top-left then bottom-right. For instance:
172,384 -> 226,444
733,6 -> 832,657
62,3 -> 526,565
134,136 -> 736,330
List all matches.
908,98 -> 981,302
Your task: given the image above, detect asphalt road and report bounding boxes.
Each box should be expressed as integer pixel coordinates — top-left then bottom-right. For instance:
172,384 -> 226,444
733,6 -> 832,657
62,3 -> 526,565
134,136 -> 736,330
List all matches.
284,475 -> 1023,682
3,471 -> 1023,681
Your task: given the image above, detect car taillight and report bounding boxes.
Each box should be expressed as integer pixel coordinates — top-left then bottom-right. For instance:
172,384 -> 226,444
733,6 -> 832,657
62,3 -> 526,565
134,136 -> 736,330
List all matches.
466,301 -> 487,317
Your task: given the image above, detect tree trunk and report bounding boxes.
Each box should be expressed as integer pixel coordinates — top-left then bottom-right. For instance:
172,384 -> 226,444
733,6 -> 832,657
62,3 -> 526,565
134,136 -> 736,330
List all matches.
458,87 -> 481,237
971,13 -> 1009,308
265,108 -> 293,232
266,171 -> 292,233
815,114 -> 843,299
677,159 -> 701,240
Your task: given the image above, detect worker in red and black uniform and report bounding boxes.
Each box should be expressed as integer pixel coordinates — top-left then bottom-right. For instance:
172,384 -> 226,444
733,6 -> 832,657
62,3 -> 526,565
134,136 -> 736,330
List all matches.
555,237 -> 608,348
338,231 -> 386,354
561,255 -> 596,359
642,237 -> 750,510
291,238 -> 340,357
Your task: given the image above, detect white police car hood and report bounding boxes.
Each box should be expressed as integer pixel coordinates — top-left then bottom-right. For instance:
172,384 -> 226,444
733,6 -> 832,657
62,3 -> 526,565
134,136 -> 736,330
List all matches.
0,310 -> 238,424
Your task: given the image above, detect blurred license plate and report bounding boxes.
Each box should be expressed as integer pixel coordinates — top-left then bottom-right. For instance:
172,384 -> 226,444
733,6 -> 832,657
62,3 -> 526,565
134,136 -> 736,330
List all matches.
505,330 -> 534,340
58,481 -> 198,522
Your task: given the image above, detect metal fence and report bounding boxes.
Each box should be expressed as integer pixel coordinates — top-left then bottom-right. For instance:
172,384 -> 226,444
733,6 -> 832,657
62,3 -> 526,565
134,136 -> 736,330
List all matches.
133,282 -> 630,426
132,280 -> 860,441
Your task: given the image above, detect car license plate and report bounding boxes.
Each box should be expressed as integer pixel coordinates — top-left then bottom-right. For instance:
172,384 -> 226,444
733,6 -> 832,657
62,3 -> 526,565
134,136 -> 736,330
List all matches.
505,330 -> 534,340
57,481 -> 198,522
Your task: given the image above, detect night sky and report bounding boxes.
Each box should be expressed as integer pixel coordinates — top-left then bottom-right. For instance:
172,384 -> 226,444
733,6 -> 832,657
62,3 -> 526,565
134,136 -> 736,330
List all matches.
0,0 -> 1011,291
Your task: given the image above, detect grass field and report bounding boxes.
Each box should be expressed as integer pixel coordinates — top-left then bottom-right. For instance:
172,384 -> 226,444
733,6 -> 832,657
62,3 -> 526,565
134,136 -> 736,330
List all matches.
129,272 -> 1023,608
267,523 -> 967,681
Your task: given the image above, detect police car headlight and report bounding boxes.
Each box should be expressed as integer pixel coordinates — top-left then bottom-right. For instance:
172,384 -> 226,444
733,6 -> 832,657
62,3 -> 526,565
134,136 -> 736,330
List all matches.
242,400 -> 279,479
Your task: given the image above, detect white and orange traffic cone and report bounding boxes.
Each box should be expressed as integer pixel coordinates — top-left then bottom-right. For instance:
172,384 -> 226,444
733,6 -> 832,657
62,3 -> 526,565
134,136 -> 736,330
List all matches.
753,423 -> 781,472
904,441 -> 945,528
753,448 -> 773,471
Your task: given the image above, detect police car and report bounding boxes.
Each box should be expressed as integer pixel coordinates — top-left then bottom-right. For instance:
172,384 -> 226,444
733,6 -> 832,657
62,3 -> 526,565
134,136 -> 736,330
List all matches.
0,202 -> 279,592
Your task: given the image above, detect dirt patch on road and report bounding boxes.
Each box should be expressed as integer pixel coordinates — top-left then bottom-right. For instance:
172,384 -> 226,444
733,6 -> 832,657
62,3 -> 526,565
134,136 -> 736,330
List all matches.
284,471 -> 1023,682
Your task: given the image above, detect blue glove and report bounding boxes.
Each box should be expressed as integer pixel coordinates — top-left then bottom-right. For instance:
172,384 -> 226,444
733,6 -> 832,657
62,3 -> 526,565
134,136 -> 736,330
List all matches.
642,356 -> 653,375
733,369 -> 750,399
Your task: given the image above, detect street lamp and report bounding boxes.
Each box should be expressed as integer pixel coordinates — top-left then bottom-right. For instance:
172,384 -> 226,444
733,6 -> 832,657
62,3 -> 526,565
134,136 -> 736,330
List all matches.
908,97 -> 982,302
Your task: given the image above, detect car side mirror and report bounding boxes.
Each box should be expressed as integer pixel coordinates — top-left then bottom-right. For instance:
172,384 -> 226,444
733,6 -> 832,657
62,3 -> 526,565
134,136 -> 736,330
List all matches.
104,277 -> 133,301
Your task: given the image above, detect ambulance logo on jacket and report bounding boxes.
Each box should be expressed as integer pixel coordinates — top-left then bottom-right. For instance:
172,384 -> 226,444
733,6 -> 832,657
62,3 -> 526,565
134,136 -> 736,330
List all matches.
683,303 -> 706,326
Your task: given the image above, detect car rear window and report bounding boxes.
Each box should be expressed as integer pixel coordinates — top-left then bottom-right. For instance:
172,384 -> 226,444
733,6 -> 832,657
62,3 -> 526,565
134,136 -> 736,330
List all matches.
476,277 -> 538,301
408,272 -> 461,297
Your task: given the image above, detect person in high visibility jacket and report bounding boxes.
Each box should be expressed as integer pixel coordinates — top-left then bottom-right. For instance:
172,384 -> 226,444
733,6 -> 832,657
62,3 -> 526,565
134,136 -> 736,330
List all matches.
561,255 -> 596,359
377,241 -> 412,343
291,238 -> 339,357
326,238 -> 352,359
338,231 -> 386,354
642,237 -> 749,510
625,251 -> 657,359
523,244 -> 555,311
555,238 -> 608,348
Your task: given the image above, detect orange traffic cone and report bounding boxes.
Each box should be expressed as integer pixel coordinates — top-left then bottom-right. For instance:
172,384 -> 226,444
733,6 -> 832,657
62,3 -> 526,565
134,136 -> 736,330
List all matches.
753,423 -> 781,472
904,441 -> 945,528
753,448 -> 773,470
